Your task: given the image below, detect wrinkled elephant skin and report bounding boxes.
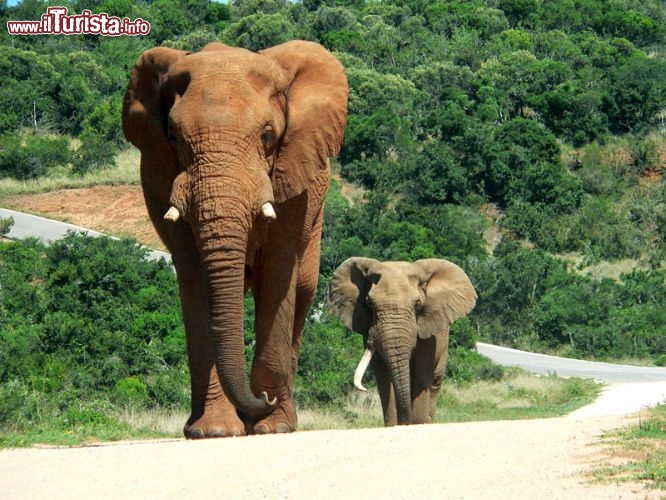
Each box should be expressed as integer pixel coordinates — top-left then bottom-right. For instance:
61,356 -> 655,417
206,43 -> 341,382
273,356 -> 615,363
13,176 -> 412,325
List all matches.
122,41 -> 348,438
326,258 -> 477,426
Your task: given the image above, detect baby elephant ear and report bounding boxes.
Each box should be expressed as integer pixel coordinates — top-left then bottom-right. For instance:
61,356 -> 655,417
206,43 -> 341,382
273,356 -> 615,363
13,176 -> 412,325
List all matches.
260,41 -> 349,203
414,259 -> 477,340
325,257 -> 378,336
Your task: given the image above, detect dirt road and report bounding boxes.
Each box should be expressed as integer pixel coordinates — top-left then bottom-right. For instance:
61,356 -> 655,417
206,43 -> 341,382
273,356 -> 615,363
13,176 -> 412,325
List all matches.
0,413 -> 653,499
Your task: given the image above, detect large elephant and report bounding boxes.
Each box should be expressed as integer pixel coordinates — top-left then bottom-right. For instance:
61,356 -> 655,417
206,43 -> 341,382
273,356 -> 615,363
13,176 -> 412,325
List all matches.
326,258 -> 477,426
121,41 -> 348,438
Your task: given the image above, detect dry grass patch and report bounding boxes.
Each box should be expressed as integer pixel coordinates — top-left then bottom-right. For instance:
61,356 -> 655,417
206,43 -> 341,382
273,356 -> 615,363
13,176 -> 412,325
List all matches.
0,148 -> 140,198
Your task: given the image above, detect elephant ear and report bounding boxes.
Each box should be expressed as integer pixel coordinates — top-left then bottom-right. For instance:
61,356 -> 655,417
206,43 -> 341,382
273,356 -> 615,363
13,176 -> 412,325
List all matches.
414,259 -> 477,340
260,41 -> 348,204
122,47 -> 190,152
325,257 -> 378,336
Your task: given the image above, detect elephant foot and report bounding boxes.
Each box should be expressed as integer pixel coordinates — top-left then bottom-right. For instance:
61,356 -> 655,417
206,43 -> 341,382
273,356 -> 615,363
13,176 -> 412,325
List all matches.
184,409 -> 246,439
250,399 -> 297,434
253,421 -> 293,434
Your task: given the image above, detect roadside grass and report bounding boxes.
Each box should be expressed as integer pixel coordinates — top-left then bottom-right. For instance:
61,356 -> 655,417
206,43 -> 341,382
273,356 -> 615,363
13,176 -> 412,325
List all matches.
300,369 -> 600,430
0,411 -> 177,448
0,148 -> 139,199
0,370 -> 601,447
592,404 -> 666,492
435,370 -> 601,422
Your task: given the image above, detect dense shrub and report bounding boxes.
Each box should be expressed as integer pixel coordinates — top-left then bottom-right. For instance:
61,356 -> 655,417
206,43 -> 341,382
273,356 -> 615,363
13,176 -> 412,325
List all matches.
467,243 -> 666,360
0,235 -> 186,430
0,133 -> 71,180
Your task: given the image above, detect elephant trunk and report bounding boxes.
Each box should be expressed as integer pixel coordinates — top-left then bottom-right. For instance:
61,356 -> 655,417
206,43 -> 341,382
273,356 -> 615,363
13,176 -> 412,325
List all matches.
374,318 -> 415,425
386,350 -> 412,425
191,166 -> 276,416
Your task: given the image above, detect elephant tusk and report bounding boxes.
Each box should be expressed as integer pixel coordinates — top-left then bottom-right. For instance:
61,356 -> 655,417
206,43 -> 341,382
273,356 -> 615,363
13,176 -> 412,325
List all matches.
260,202 -> 276,221
163,206 -> 181,222
261,391 -> 278,407
353,348 -> 374,392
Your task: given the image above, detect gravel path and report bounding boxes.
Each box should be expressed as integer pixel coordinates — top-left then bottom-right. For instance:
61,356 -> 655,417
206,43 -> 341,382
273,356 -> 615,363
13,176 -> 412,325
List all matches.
0,412 -> 658,499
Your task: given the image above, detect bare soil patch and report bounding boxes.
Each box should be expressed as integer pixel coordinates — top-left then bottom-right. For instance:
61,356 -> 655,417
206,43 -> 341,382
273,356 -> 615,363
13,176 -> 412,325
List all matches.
1,185 -> 165,250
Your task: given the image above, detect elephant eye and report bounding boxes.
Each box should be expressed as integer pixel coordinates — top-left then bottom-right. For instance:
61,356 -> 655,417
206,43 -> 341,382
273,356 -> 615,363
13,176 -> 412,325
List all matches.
261,126 -> 275,156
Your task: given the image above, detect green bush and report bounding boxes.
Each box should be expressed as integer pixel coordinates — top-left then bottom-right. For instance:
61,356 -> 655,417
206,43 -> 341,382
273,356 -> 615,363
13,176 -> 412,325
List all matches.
450,317 -> 478,350
296,313 -> 362,408
0,133 -> 71,180
0,217 -> 13,235
113,376 -> 149,407
0,234 -> 187,432
446,348 -> 504,384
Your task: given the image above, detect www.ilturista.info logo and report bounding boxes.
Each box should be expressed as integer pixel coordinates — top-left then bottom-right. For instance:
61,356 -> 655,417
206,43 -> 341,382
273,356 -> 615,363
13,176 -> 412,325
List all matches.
7,6 -> 150,36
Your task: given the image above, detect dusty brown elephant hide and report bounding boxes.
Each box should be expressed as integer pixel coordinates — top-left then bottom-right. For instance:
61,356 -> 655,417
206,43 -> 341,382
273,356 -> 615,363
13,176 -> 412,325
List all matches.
326,258 -> 477,426
122,41 -> 348,438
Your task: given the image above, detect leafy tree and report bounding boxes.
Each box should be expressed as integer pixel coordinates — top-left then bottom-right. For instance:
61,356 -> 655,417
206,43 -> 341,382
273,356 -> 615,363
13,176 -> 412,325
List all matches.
222,12 -> 297,51
147,0 -> 195,44
474,118 -> 583,210
340,66 -> 419,167
499,0 -> 538,28
606,56 -> 666,134
0,48 -> 58,133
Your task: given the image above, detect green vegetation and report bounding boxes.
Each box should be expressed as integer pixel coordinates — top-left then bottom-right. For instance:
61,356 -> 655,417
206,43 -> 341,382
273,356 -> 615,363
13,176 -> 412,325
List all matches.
0,235 -> 600,446
0,235 -> 188,446
593,404 -> 666,491
1,0 -> 665,446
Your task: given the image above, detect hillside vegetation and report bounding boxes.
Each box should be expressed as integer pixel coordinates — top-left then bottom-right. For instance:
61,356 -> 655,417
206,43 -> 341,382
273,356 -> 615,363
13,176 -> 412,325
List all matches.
0,0 -> 665,442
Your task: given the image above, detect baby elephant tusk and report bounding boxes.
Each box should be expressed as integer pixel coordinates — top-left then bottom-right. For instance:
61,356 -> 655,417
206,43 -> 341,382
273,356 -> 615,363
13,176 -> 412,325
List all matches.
163,206 -> 181,222
261,202 -> 276,221
353,348 -> 374,392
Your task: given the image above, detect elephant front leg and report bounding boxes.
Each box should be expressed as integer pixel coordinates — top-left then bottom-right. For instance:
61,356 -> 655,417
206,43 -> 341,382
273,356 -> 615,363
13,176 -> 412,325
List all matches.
171,236 -> 245,438
411,336 -> 438,424
248,266 -> 299,434
374,356 -> 398,426
427,332 -> 450,423
185,365 -> 246,438
248,197 -> 324,434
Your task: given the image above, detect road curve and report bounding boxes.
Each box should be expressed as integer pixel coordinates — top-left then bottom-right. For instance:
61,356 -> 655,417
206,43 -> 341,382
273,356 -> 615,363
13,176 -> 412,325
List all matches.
0,207 -> 171,263
477,342 -> 666,416
477,342 -> 666,383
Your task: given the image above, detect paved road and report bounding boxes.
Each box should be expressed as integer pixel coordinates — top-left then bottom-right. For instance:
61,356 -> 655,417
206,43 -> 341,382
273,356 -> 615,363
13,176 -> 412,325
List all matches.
0,207 -> 171,263
477,342 -> 666,383
477,342 -> 666,416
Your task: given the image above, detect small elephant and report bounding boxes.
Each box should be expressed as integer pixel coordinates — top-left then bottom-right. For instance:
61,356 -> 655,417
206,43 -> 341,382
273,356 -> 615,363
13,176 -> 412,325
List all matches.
326,257 -> 477,426
122,41 -> 348,437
